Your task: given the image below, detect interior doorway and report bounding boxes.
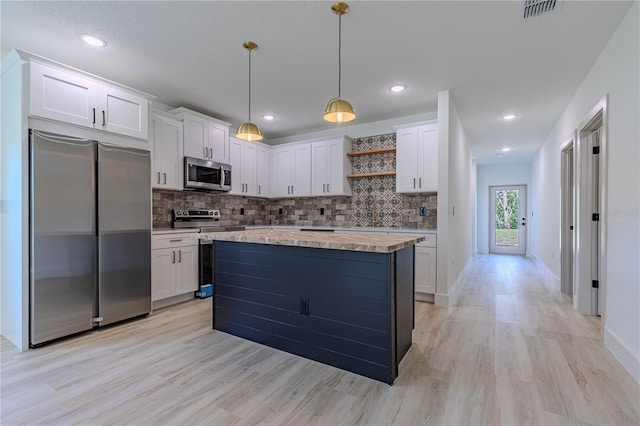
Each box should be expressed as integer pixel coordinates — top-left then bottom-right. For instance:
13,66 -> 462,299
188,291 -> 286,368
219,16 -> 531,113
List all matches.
574,98 -> 606,318
489,185 -> 527,255
560,138 -> 575,295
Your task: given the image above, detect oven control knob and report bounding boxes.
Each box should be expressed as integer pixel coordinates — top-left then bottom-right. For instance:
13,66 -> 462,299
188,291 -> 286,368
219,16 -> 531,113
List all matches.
209,211 -> 214,215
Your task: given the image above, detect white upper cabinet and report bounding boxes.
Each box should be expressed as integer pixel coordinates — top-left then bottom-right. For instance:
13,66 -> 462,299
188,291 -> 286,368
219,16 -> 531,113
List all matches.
171,107 -> 230,164
311,136 -> 352,196
271,144 -> 311,197
256,145 -> 270,197
152,112 -> 183,190
230,137 -> 270,197
229,137 -> 243,194
396,122 -> 438,193
29,61 -> 150,140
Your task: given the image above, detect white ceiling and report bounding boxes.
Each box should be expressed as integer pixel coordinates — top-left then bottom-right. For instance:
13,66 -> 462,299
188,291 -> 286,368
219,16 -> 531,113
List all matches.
1,1 -> 632,164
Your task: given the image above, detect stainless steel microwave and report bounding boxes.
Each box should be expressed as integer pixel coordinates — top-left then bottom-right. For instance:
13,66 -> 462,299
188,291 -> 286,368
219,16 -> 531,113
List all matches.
184,157 -> 232,192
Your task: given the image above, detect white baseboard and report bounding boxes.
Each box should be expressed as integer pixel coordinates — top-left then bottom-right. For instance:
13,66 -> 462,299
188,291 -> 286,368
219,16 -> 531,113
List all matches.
434,293 -> 449,307
415,292 -> 434,303
528,253 -> 560,289
152,292 -> 195,311
434,257 -> 472,307
604,326 -> 640,384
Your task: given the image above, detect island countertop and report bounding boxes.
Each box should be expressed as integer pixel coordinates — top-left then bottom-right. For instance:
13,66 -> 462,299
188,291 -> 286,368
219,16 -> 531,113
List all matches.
198,229 -> 424,253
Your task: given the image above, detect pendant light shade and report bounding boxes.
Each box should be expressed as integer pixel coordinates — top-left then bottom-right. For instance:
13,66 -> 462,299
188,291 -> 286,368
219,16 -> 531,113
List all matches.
324,97 -> 356,124
236,121 -> 263,142
324,2 -> 355,124
236,41 -> 263,141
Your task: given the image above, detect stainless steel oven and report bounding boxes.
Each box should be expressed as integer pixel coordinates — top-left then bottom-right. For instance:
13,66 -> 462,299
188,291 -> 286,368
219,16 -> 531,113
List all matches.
172,209 -> 243,289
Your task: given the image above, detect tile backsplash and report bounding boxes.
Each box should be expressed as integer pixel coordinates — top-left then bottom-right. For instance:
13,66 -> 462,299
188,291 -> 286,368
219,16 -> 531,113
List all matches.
153,133 -> 437,230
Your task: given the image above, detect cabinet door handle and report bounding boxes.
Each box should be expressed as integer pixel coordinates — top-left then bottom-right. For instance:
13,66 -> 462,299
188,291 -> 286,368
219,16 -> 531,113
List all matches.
327,183 -> 330,193
245,184 -> 248,193
92,108 -> 96,124
178,250 -> 182,263
419,177 -> 422,188
156,172 -> 161,184
258,185 -> 261,195
291,185 -> 294,194
171,251 -> 175,263
102,110 -> 106,126
208,148 -> 213,158
204,147 -> 208,158
322,183 -> 326,193
163,173 -> 167,184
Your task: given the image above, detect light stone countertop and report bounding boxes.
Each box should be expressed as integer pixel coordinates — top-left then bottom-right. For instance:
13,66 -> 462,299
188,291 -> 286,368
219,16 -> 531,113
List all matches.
152,228 -> 200,235
246,225 -> 437,234
198,229 -> 425,253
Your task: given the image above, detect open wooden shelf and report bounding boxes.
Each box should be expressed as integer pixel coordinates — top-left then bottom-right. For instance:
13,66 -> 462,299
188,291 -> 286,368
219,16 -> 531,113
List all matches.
346,147 -> 396,157
347,171 -> 396,178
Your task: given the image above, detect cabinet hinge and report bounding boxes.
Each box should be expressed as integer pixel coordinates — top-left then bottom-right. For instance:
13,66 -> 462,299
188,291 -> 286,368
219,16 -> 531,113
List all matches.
592,213 -> 600,222
591,280 -> 599,289
592,146 -> 600,155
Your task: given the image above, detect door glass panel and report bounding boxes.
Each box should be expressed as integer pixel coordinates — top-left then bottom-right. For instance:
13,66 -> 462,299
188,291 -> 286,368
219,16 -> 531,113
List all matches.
495,189 -> 520,246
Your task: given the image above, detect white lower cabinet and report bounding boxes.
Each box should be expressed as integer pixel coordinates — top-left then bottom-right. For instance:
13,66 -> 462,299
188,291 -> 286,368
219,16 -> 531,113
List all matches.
414,234 -> 437,294
151,233 -> 198,302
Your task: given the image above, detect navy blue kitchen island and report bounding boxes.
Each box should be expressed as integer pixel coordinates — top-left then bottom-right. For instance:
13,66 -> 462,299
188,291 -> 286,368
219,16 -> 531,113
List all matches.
204,230 -> 424,385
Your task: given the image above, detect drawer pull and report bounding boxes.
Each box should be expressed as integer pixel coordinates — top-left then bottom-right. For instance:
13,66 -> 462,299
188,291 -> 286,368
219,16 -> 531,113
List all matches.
169,239 -> 183,242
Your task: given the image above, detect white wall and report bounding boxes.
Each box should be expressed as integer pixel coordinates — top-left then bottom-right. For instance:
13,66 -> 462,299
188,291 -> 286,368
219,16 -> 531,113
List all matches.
476,163 -> 532,254
436,90 -> 475,306
1,51 -> 29,350
531,3 -> 639,383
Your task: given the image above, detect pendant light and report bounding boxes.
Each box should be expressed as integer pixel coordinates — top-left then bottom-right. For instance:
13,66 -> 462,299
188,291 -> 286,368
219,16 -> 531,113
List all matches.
323,2 -> 356,124
236,41 -> 263,141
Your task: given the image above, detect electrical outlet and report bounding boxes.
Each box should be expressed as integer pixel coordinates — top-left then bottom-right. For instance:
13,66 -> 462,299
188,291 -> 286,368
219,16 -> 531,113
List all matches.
419,207 -> 426,216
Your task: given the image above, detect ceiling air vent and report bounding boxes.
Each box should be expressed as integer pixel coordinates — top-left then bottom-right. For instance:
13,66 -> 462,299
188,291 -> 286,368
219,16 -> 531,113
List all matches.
523,0 -> 559,19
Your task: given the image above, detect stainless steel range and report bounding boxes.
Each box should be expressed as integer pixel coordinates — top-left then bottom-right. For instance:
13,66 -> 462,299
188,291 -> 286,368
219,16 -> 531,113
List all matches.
172,209 -> 244,289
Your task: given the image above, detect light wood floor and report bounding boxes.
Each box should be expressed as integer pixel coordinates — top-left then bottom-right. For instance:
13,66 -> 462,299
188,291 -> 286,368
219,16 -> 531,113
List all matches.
2,254 -> 638,425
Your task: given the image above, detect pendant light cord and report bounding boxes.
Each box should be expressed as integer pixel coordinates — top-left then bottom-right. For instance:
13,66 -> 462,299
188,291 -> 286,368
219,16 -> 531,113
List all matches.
248,48 -> 252,122
338,13 -> 342,98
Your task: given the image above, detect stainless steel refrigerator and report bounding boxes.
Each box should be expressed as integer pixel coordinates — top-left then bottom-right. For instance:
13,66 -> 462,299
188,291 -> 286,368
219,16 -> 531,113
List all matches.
30,130 -> 151,346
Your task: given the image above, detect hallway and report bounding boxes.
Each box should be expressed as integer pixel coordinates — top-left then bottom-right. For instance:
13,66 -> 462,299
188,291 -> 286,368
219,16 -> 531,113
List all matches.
1,255 -> 639,425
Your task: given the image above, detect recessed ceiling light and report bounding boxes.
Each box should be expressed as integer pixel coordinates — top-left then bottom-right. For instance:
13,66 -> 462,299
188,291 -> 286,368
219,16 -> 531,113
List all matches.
502,113 -> 517,121
80,34 -> 106,47
262,114 -> 275,121
389,84 -> 406,93
501,147 -> 511,152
